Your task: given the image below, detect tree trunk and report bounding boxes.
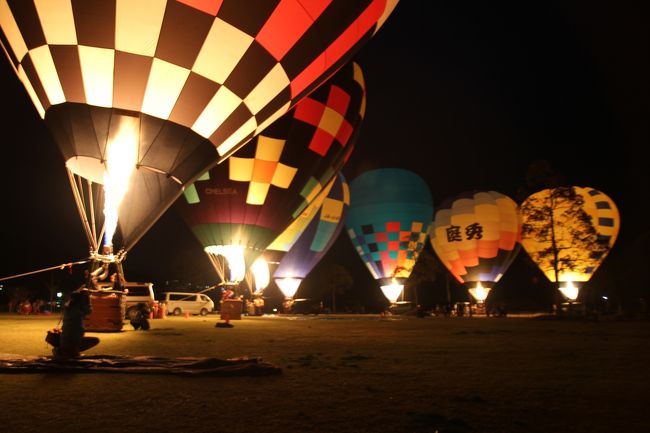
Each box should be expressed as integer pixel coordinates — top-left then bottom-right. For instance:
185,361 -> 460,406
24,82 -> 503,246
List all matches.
549,190 -> 561,313
445,274 -> 451,304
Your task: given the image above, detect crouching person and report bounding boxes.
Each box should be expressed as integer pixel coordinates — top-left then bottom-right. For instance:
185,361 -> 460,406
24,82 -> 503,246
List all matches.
130,302 -> 151,330
53,289 -> 100,361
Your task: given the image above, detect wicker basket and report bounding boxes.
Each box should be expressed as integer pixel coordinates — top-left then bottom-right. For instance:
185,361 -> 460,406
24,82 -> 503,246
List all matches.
84,291 -> 126,332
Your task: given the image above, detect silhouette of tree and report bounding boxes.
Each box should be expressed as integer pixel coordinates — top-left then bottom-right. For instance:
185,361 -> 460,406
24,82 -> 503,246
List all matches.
316,263 -> 353,313
520,186 -> 610,294
403,245 -> 442,304
43,270 -> 61,307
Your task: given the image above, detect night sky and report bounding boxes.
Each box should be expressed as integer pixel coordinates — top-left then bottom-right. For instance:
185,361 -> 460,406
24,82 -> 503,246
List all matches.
1,3 -> 647,310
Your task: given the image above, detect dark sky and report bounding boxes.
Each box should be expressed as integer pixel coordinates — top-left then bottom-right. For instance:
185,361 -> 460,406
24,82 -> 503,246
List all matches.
1,2 -> 647,307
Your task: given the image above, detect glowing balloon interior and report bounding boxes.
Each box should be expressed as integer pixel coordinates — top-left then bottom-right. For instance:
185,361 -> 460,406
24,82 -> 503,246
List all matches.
275,277 -> 301,299
380,279 -> 405,304
429,190 -> 521,290
204,245 -> 246,283
250,257 -> 270,294
468,282 -> 490,302
271,172 -> 350,297
519,186 -> 620,284
559,281 -> 579,301
102,117 -> 139,246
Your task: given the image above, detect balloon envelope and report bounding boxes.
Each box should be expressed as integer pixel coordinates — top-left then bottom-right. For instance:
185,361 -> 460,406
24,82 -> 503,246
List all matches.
345,168 -> 433,299
519,186 -> 620,283
177,61 -> 366,282
429,190 -> 521,287
273,172 -> 350,293
1,0 -> 395,252
54,105 -> 218,252
255,170 -> 342,295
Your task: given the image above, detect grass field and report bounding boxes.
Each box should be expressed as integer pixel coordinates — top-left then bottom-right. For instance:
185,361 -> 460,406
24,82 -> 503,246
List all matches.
0,313 -> 648,433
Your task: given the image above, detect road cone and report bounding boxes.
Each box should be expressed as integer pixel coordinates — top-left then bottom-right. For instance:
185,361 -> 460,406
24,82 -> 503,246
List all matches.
184,311 -> 190,319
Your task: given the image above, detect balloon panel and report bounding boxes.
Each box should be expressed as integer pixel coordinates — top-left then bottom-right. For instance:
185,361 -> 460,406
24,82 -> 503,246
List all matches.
274,172 -> 350,280
519,186 -> 620,282
260,171 -> 340,281
346,168 -> 433,283
177,61 -> 365,269
430,191 -> 521,284
266,175 -> 337,254
2,0 -> 395,158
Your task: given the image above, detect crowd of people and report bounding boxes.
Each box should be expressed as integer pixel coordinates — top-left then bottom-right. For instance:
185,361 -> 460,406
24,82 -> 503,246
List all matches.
7,298 -> 53,315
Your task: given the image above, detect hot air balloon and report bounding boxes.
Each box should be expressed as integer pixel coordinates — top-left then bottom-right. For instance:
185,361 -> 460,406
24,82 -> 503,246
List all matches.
270,172 -> 349,300
1,0 -> 394,279
177,61 -> 366,287
244,174 -> 337,297
345,168 -> 433,304
245,169 -> 343,297
519,186 -> 620,301
429,191 -> 521,310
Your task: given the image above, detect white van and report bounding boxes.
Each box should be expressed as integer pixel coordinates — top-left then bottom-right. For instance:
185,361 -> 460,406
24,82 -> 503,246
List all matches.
163,292 -> 214,316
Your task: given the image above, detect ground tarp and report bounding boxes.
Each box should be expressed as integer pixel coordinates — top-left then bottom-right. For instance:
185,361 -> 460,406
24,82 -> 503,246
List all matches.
0,353 -> 281,376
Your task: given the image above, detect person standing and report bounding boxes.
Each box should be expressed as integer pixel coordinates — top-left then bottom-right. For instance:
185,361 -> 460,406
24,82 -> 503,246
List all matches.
216,287 -> 236,328
110,272 -> 125,292
253,296 -> 264,316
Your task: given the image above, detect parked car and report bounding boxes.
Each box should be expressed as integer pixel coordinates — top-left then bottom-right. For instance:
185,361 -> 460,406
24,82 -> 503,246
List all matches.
162,292 -> 214,316
388,301 -> 417,315
291,298 -> 323,315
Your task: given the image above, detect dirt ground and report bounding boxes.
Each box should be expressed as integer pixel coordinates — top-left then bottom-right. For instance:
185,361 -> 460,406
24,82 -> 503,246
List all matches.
0,313 -> 648,433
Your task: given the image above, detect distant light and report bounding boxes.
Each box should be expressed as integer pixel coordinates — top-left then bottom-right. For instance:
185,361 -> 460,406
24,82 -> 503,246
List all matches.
602,296 -> 608,300
272,308 -> 278,313
56,292 -> 63,298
